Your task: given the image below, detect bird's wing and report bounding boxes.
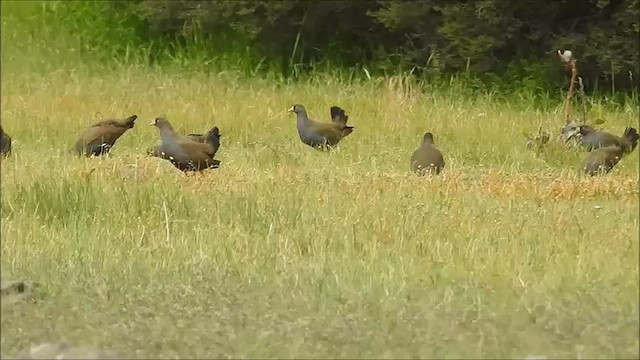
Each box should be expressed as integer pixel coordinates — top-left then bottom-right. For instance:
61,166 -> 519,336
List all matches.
177,138 -> 216,158
310,122 -> 344,145
79,126 -> 127,146
185,134 -> 206,143
89,119 -> 121,128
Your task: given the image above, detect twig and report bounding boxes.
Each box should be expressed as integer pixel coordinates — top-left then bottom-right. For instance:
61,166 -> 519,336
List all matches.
289,6 -> 309,76
137,226 -> 146,247
162,202 -> 170,245
577,76 -> 588,122
558,50 -> 578,124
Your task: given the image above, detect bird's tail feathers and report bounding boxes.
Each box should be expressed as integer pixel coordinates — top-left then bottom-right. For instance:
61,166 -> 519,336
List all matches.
623,126 -> 639,152
331,106 -> 349,124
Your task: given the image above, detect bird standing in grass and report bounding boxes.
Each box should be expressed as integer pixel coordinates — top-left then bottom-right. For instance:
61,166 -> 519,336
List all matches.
73,115 -> 137,156
577,125 -> 639,153
581,127 -> 639,176
410,132 -> 445,176
288,104 -> 354,149
148,126 -> 222,162
150,117 -> 221,172
0,125 -> 12,157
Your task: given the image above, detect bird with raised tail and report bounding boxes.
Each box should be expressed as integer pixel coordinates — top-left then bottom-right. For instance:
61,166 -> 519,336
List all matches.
148,125 -> 222,162
577,125 -> 639,153
150,117 -> 221,172
288,104 -> 354,150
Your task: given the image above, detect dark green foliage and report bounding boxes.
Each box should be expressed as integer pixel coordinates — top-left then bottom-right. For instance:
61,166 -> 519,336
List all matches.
36,0 -> 640,92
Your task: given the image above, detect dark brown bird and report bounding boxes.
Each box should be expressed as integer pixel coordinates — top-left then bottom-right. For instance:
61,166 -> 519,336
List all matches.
74,115 -> 137,156
288,104 -> 354,149
0,125 -> 12,157
150,117 -> 221,172
410,132 -> 445,176
582,145 -> 626,176
578,125 -> 639,153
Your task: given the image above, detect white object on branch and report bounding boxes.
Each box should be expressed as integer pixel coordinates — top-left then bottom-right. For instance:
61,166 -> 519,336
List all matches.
558,50 -> 573,63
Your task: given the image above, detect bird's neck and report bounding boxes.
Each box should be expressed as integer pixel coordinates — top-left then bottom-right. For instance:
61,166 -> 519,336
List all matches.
160,127 -> 176,140
296,112 -> 310,126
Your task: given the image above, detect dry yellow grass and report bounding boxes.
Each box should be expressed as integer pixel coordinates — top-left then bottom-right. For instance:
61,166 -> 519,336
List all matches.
1,2 -> 639,355
1,66 -> 638,358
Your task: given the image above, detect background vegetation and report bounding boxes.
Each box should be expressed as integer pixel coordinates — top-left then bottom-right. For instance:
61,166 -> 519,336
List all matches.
18,0 -> 640,95
1,1 -> 638,359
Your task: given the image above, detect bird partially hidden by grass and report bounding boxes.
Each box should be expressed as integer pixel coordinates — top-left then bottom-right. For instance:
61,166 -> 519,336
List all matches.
410,132 -> 445,176
581,127 -> 639,176
288,104 -> 354,150
73,115 -> 137,157
0,125 -> 12,158
149,117 -> 221,173
582,145 -> 626,176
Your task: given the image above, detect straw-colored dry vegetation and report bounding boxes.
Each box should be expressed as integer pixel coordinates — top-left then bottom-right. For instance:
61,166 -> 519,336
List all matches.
1,2 -> 638,359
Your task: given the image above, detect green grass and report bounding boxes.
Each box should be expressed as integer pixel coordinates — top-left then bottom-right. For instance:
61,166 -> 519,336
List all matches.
1,2 -> 639,359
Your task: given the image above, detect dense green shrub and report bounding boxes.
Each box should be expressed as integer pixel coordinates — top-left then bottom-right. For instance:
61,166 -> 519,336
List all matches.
5,0 -> 640,94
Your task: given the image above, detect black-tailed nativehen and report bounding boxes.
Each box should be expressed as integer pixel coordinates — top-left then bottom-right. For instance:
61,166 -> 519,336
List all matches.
582,145 -> 625,176
288,104 -> 354,149
581,127 -> 639,176
0,125 -> 12,157
74,115 -> 137,156
148,126 -> 222,161
186,126 -> 221,154
578,125 -> 639,153
410,132 -> 445,176
150,117 -> 221,172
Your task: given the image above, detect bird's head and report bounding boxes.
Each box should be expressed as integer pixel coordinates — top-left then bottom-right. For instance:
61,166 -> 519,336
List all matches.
577,124 -> 595,136
422,132 -> 435,145
288,104 -> 306,114
151,117 -> 170,129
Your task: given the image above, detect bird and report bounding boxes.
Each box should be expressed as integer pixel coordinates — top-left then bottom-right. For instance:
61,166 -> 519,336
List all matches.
288,104 -> 354,149
410,132 -> 445,176
150,117 -> 221,172
577,125 -> 639,153
73,115 -> 137,156
582,145 -> 626,176
186,126 -> 222,156
147,126 -> 222,161
0,125 -> 12,157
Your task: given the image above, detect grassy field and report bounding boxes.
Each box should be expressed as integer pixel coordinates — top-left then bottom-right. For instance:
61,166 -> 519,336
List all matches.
1,2 -> 639,359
